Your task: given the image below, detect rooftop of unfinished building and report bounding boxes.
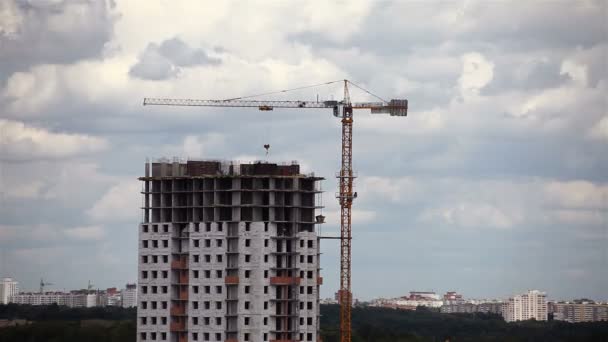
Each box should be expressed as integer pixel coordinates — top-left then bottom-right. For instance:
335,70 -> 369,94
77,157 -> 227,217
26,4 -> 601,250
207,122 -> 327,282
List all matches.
139,158 -> 324,180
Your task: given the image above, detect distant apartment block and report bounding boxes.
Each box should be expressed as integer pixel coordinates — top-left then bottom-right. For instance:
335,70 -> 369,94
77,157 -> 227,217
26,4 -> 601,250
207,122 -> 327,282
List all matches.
442,291 -> 464,305
137,160 -> 324,342
122,283 -> 138,308
10,292 -> 98,307
503,290 -> 547,322
441,301 -> 503,315
0,278 -> 19,305
103,288 -> 123,307
370,291 -> 443,310
550,300 -> 608,322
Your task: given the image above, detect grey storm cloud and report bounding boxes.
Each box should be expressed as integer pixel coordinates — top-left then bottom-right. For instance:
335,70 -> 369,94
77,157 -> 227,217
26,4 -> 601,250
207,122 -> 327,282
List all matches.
129,37 -> 221,80
481,58 -> 570,95
288,1 -> 606,55
0,0 -> 115,83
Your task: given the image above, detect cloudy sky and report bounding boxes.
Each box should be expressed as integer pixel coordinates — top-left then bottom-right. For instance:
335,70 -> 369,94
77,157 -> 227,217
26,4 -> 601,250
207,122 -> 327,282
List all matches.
0,0 -> 606,301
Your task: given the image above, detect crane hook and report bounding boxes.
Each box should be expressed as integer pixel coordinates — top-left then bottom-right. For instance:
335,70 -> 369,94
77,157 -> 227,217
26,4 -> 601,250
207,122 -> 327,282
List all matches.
263,144 -> 270,156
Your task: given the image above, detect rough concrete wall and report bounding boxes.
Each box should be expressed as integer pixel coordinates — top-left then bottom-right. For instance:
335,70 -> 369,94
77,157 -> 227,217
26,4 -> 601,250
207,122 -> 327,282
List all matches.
188,221 -> 226,338
138,169 -> 323,342
297,230 -> 320,339
137,222 -> 172,342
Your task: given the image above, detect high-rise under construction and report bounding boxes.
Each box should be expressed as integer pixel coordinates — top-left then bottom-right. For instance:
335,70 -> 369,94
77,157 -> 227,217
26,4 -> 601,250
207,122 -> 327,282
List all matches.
137,159 -> 324,342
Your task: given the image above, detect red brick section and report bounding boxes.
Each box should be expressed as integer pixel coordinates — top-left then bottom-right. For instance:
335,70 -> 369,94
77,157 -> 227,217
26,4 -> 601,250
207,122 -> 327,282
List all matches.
170,321 -> 186,332
171,258 -> 187,269
170,304 -> 186,316
269,276 -> 301,285
179,272 -> 189,284
178,288 -> 188,300
224,276 -> 239,284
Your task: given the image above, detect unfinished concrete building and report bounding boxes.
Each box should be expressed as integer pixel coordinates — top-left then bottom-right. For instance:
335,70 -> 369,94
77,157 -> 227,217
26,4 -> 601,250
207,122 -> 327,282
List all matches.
137,159 -> 324,342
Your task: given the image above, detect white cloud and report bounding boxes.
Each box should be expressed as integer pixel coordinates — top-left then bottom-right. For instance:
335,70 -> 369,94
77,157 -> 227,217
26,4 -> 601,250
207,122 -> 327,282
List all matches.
589,116 -> 608,141
64,225 -> 105,241
129,37 -> 221,80
3,67 -> 60,114
419,202 -> 515,229
358,176 -> 420,203
458,52 -> 494,98
544,180 -> 608,209
0,119 -> 108,161
549,209 -> 604,226
0,1 -> 21,37
87,180 -> 140,223
560,59 -> 588,86
156,134 -> 227,160
0,161 -> 116,209
183,135 -> 205,157
323,209 -> 377,227
2,180 -> 48,199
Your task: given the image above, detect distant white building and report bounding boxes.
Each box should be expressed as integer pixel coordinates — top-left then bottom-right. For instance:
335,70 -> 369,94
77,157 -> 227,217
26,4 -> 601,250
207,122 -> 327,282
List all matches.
10,292 -> 99,308
409,291 -> 441,301
121,283 -> 137,308
503,290 -> 547,322
105,293 -> 122,307
320,297 -> 338,305
370,291 -> 443,310
392,297 -> 443,308
0,278 -> 19,304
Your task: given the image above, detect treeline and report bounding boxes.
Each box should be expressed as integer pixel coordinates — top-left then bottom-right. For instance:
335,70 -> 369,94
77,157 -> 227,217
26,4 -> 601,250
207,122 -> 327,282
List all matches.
1,304 -> 607,342
0,304 -> 136,342
0,320 -> 134,342
0,304 -> 136,321
320,305 -> 608,342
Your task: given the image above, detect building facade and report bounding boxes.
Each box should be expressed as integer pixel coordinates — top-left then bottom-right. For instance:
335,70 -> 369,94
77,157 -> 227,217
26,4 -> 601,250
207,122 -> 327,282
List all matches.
441,301 -> 503,314
122,283 -> 138,308
550,301 -> 608,322
503,290 -> 547,322
0,278 -> 19,305
137,160 -> 324,342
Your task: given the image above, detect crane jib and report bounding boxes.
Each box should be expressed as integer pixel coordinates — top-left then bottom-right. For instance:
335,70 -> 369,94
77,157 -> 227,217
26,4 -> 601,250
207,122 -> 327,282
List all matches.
143,98 -> 407,116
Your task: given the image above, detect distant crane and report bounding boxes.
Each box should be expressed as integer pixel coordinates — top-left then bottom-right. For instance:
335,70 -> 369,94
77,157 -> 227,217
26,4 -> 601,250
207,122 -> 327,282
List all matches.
144,79 -> 408,342
39,278 -> 53,294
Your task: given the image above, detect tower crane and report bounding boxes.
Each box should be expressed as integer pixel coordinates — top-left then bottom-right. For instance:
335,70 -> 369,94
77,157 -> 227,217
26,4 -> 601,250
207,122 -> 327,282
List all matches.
39,278 -> 53,294
144,79 -> 407,342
